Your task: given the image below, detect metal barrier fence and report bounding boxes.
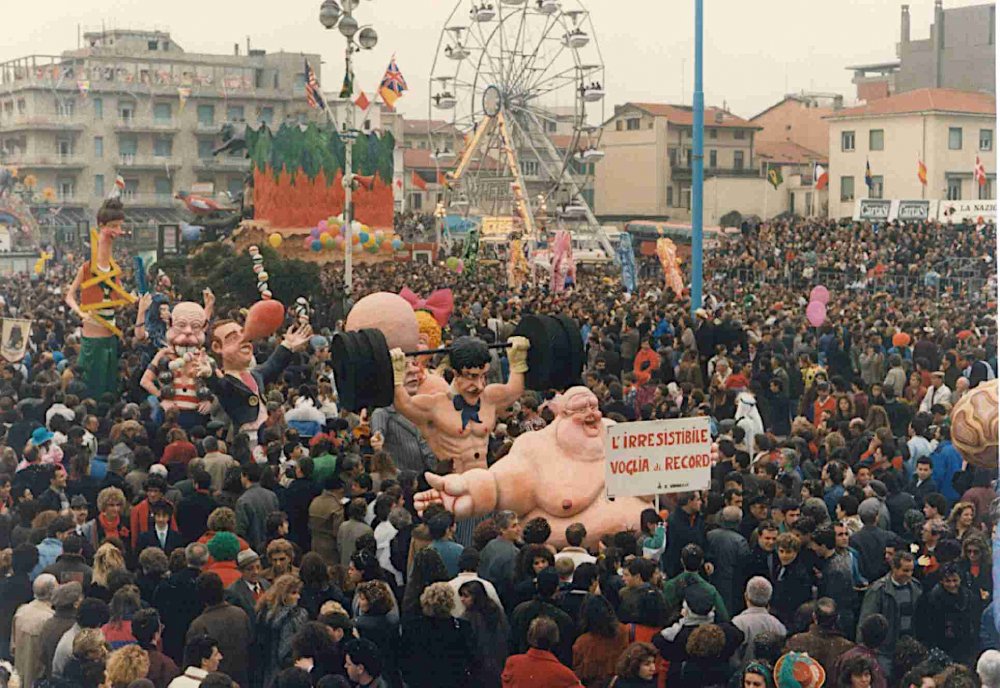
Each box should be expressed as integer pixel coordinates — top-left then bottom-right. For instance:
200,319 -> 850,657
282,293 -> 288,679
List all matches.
706,267 -> 993,303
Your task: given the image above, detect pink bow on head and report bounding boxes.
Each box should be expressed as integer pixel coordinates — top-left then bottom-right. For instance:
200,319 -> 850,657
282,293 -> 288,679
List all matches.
399,288 -> 454,327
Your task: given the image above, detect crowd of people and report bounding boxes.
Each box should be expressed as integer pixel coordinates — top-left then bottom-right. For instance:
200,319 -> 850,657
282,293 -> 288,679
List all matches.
0,213 -> 995,688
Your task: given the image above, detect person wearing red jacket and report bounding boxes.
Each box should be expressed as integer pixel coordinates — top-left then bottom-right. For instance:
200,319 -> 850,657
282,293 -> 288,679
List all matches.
130,474 -> 177,550
502,616 -> 583,687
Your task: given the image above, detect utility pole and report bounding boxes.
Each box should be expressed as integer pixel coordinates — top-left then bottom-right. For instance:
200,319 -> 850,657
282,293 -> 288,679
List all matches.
690,0 -> 705,318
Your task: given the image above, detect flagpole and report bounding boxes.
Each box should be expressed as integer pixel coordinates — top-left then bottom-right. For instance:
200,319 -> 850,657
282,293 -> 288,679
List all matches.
690,0 -> 705,319
763,164 -> 768,220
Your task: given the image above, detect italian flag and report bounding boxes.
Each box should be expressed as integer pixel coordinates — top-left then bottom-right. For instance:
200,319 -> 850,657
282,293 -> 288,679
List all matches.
814,164 -> 828,190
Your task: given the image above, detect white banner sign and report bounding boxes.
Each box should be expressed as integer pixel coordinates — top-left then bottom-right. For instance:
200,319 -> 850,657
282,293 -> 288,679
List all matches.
852,198 -> 994,223
1,318 -> 31,363
604,417 -> 712,498
938,200 -> 996,223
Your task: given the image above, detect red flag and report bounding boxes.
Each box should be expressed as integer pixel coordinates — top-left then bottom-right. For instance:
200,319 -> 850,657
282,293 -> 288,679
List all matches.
814,164 -> 828,191
354,91 -> 370,111
437,172 -> 447,186
411,171 -> 427,191
975,155 -> 987,186
917,157 -> 927,186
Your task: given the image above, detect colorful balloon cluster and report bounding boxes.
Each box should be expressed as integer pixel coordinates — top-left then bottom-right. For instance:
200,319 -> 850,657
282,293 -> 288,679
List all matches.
805,285 -> 829,327
302,216 -> 404,255
248,245 -> 272,300
445,256 -> 465,274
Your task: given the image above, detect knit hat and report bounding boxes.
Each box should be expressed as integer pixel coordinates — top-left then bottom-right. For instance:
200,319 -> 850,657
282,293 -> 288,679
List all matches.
774,652 -> 825,688
207,532 -> 240,562
51,582 -> 83,610
867,480 -> 888,499
684,583 -> 715,616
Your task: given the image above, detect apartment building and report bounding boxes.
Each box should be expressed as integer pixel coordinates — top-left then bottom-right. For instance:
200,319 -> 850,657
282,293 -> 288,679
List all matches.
0,29 -> 321,230
825,87 -> 996,218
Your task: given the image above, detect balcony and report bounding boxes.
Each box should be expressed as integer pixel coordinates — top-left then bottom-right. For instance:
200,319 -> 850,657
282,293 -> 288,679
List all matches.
114,116 -> 180,132
195,121 -> 221,135
116,154 -> 181,171
118,192 -> 176,207
0,112 -> 86,131
1,153 -> 86,169
670,164 -> 761,180
193,156 -> 251,171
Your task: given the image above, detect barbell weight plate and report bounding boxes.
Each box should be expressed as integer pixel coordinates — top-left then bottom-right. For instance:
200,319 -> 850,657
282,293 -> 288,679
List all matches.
513,314 -> 563,391
354,330 -> 382,411
363,328 -> 396,409
553,314 -> 585,388
331,331 -> 360,412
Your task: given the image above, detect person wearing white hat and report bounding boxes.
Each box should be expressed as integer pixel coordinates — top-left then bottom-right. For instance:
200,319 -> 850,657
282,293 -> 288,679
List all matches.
918,370 -> 951,414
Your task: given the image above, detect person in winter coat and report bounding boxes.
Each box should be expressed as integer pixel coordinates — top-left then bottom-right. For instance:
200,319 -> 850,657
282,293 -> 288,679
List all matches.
458,580 -> 508,688
501,616 -> 583,688
770,533 -> 814,627
664,493 -> 707,577
152,543 -> 207,664
353,580 -> 401,688
572,594 -> 628,688
400,582 -> 475,688
608,641 -> 659,688
784,598 -> 855,679
185,573 -> 252,688
254,574 -> 308,688
857,551 -> 922,664
916,563 -> 977,666
706,507 -> 750,616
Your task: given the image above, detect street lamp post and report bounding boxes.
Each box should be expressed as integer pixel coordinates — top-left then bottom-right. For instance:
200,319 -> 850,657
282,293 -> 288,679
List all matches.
319,0 -> 378,294
690,0 -> 705,319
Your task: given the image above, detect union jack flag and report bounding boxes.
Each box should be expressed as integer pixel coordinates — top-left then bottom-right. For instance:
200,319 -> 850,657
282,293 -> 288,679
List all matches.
379,58 -> 408,108
304,59 -> 326,110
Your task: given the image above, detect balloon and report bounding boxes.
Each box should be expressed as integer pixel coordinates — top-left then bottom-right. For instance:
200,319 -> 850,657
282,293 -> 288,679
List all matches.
268,233 -> 283,248
809,285 -> 830,305
358,232 -> 370,245
322,234 -> 335,248
334,234 -> 345,246
311,239 -> 322,252
242,300 -> 285,342
310,227 -> 320,239
303,237 -> 312,249
351,233 -> 360,245
805,301 -> 827,327
446,257 -> 458,269
456,259 -> 464,274
892,332 -> 911,348
382,240 -> 394,253
391,238 -> 403,251
318,220 -> 328,233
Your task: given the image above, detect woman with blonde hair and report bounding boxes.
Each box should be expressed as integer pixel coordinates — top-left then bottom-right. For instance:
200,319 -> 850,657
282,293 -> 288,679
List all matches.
368,451 -> 398,493
948,501 -> 978,541
89,543 -> 126,601
254,574 -> 307,688
105,644 -> 149,688
83,487 -> 130,552
864,405 -> 890,433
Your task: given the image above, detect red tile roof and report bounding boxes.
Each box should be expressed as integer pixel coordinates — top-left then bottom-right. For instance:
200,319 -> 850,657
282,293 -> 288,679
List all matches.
828,88 -> 996,119
627,102 -> 759,129
755,140 -> 827,165
403,148 -> 437,169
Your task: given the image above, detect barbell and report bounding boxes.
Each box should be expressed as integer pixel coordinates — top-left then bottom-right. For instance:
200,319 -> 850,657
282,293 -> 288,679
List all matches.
331,313 -> 584,412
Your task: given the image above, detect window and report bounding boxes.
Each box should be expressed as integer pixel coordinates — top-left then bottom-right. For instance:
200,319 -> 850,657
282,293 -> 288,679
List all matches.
57,178 -> 74,200
260,107 -> 274,125
56,99 -> 75,116
734,129 -> 746,140
197,139 -> 214,159
119,102 -> 135,122
869,175 -> 884,199
708,128 -> 717,139
869,129 -> 884,151
154,103 -> 172,122
94,137 -> 103,158
680,185 -> 691,210
980,129 -> 993,151
118,136 -> 138,157
733,150 -> 744,169
294,73 -> 306,92
148,40 -> 159,50
626,118 -> 640,131
948,127 -> 963,150
684,148 -> 692,166
123,178 -> 139,198
94,174 -> 104,198
668,148 -> 678,166
153,136 -> 172,157
16,99 -> 25,114
841,131 -> 855,152
520,160 -> 539,176
615,120 -> 623,132
840,176 -> 855,202
709,150 -> 717,167
226,105 -> 245,122
666,185 -> 674,207
93,98 -> 103,119
947,177 -> 962,200
979,178 -> 994,200
56,138 -> 73,157
410,193 -> 423,210
197,104 -> 215,126
227,177 -> 243,197
154,177 -> 171,198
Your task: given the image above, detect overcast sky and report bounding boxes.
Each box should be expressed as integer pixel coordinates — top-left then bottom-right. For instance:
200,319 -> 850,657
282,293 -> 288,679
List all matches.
0,0 -> 986,122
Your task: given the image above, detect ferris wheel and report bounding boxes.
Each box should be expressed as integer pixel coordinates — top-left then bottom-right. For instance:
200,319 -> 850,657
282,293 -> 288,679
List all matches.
428,0 -> 610,252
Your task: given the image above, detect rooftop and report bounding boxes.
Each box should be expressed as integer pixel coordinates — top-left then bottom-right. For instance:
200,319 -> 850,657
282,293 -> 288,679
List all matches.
827,87 -> 996,119
622,102 -> 760,129
755,140 -> 828,165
